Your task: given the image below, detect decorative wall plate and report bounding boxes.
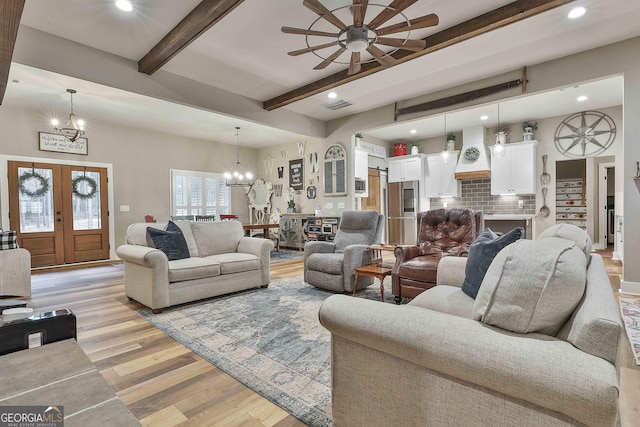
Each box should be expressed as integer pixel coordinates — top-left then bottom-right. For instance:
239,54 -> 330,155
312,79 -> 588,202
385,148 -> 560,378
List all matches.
554,110 -> 616,158
306,185 -> 317,199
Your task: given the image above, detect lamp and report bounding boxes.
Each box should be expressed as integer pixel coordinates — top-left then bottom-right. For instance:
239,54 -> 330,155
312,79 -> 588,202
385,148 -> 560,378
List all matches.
493,103 -> 506,158
224,127 -> 255,187
441,115 -> 452,163
51,89 -> 85,142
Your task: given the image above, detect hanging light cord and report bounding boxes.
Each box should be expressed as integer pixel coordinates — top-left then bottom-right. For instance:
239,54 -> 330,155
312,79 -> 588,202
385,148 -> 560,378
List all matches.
235,126 -> 241,165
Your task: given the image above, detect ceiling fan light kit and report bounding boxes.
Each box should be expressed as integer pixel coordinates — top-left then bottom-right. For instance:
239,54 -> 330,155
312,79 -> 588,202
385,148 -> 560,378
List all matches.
283,0 -> 439,75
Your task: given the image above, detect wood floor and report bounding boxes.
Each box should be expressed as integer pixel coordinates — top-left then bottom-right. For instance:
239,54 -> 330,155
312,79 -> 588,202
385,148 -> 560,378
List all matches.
22,254 -> 639,426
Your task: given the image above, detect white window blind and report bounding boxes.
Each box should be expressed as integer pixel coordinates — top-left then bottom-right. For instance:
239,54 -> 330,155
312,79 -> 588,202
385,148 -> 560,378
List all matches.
170,169 -> 231,216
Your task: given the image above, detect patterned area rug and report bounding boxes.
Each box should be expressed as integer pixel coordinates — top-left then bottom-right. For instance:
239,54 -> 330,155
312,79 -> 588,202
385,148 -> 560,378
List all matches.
620,297 -> 640,365
270,249 -> 304,263
139,276 -> 394,426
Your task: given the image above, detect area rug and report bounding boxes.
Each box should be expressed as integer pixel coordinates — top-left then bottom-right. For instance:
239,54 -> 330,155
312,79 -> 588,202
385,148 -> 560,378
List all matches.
620,297 -> 640,365
270,249 -> 304,263
138,276 -> 394,426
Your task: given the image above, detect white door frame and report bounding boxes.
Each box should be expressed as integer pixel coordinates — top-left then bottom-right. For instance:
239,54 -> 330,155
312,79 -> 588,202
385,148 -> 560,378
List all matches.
597,161 -> 615,250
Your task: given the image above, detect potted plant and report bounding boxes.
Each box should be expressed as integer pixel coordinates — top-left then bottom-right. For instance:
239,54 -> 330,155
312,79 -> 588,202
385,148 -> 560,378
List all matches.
493,124 -> 511,144
410,141 -> 420,155
287,199 -> 296,213
522,121 -> 538,141
354,132 -> 364,147
446,133 -> 456,151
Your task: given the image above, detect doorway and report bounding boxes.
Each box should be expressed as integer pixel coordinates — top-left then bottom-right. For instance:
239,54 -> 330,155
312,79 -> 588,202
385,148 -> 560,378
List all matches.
8,160 -> 109,267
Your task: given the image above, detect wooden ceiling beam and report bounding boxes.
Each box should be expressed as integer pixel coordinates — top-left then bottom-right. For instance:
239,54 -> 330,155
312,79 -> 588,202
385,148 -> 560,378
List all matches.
263,0 -> 575,111
138,0 -> 245,75
0,0 -> 25,105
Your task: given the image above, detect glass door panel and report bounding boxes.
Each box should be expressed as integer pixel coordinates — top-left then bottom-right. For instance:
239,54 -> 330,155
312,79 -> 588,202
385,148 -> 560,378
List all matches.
71,170 -> 102,230
17,167 -> 55,233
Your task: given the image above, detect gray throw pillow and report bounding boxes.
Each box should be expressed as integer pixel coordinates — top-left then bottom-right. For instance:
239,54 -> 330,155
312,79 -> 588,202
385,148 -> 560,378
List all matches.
461,227 -> 524,299
146,221 -> 190,261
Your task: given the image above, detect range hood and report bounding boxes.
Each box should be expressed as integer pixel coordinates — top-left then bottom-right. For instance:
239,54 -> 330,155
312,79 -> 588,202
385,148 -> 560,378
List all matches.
455,126 -> 491,179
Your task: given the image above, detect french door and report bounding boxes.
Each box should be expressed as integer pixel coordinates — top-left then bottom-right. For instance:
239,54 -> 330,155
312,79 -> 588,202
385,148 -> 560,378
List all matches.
8,161 -> 109,267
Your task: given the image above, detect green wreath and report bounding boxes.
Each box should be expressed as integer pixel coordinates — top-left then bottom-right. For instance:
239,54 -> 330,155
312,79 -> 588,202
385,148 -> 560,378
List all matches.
72,175 -> 98,200
464,147 -> 480,162
18,171 -> 50,198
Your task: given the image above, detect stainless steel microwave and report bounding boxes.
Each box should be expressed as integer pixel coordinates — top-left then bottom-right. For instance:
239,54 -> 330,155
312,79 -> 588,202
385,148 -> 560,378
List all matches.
355,178 -> 367,194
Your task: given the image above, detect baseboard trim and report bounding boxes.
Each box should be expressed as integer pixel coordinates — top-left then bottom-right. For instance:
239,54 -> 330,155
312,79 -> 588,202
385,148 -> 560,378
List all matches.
621,280 -> 640,296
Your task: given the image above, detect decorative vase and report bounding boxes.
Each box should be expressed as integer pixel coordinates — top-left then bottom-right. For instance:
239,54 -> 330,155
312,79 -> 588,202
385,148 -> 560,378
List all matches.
447,140 -> 455,151
287,207 -> 295,214
523,127 -> 534,141
411,145 -> 419,155
355,137 -> 362,147
496,131 -> 506,144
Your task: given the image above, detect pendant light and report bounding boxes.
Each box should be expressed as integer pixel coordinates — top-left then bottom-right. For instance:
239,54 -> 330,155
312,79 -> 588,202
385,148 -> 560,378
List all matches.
224,127 -> 255,187
441,114 -> 452,163
51,89 -> 86,142
493,103 -> 506,158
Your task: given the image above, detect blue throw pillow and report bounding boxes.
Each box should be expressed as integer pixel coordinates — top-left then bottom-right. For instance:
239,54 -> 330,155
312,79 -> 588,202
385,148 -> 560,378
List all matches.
461,227 -> 524,299
146,221 -> 190,261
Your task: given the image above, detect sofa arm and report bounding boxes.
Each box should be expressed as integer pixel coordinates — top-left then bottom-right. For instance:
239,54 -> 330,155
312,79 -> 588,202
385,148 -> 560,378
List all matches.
237,237 -> 274,286
436,256 -> 468,288
319,295 -> 619,427
342,244 -> 370,292
0,248 -> 31,297
116,244 -> 167,266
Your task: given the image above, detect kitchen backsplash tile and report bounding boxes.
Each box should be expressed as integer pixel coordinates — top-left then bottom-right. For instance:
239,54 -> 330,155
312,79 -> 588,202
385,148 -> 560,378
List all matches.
429,178 -> 536,215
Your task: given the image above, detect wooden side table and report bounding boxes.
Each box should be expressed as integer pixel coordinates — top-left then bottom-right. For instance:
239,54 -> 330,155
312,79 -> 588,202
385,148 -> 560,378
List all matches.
353,265 -> 392,302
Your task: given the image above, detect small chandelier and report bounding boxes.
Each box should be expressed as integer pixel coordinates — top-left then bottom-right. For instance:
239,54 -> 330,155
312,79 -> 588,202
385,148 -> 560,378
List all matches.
224,127 -> 254,187
51,89 -> 86,142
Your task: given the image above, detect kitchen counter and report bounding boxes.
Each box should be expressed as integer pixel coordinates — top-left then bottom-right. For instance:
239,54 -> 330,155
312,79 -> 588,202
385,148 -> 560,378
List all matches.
483,214 -> 535,239
484,214 -> 536,220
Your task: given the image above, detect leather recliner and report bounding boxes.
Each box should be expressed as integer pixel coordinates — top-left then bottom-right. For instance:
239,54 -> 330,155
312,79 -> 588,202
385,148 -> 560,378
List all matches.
392,208 -> 481,303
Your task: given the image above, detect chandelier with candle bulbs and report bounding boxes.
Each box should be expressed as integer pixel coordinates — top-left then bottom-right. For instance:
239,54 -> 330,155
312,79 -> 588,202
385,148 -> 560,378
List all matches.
51,89 -> 86,142
224,127 -> 255,187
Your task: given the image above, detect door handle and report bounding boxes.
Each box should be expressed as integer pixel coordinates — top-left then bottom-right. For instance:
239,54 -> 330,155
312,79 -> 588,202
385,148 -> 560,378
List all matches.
56,218 -> 63,222
56,211 -> 63,215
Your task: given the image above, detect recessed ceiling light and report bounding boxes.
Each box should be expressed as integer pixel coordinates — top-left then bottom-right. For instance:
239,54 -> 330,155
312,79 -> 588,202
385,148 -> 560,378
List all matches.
410,129 -> 417,134
327,92 -> 337,99
480,115 -> 489,121
577,95 -> 588,102
115,0 -> 133,12
568,7 -> 586,19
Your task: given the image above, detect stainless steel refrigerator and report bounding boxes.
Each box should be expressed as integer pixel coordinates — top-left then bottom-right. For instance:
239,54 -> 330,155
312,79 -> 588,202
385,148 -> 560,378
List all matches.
387,181 -> 419,245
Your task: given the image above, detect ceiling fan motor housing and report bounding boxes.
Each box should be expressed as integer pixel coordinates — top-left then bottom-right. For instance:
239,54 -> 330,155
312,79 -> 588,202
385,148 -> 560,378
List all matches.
341,26 -> 374,52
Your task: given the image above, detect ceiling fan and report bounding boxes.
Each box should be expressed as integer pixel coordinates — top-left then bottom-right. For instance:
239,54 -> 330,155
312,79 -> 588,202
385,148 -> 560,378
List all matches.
282,0 -> 439,75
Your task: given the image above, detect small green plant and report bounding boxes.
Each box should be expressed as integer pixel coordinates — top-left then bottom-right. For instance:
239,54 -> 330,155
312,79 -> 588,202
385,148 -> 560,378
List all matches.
354,132 -> 364,139
411,141 -> 420,146
522,121 -> 538,131
493,124 -> 511,136
287,200 -> 295,209
446,133 -> 456,141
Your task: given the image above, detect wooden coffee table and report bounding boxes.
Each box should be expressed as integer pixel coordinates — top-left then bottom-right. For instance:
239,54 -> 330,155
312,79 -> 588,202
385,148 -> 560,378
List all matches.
353,264 -> 392,302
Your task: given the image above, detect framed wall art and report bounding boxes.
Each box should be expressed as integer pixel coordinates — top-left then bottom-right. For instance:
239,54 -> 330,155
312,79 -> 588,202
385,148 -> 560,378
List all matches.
39,132 -> 88,155
289,158 -> 304,190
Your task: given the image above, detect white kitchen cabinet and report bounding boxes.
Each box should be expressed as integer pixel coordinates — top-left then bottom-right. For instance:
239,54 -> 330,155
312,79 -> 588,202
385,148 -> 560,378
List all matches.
354,148 -> 368,198
387,154 -> 425,182
426,151 -> 460,197
491,141 -> 537,195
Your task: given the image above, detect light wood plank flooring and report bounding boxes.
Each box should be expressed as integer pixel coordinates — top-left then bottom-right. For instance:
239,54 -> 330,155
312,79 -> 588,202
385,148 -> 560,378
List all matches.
20,253 -> 639,426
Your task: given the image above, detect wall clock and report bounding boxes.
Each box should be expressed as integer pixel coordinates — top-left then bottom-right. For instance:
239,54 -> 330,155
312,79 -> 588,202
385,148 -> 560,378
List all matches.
554,111 -> 616,158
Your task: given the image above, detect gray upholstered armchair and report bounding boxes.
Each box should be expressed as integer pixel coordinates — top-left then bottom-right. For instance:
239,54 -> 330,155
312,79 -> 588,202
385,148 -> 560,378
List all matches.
304,210 -> 384,293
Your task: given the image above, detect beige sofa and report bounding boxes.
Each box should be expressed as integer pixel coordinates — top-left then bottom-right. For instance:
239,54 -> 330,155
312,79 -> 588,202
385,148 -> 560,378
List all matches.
117,220 -> 273,312
319,225 -> 622,427
0,248 -> 31,297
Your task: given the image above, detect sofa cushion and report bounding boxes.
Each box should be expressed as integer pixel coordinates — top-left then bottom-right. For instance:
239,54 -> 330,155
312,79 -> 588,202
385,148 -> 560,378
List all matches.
398,255 -> 439,283
173,220 -> 199,257
538,223 -> 592,259
205,253 -> 260,275
306,253 -> 344,275
474,237 -> 587,336
409,286 -> 475,319
192,221 -> 244,257
147,222 -> 190,261
168,257 -> 221,282
126,222 -> 167,246
461,227 -> 523,299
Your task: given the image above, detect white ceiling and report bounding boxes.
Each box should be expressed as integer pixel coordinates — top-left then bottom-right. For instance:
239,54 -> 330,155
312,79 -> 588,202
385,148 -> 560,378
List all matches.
5,0 -> 639,147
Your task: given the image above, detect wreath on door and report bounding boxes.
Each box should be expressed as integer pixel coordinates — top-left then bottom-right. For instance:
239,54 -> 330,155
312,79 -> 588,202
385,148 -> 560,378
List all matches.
72,175 -> 98,200
18,170 -> 50,198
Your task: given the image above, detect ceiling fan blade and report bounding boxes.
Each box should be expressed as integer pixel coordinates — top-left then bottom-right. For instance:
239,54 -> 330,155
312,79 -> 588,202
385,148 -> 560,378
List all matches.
349,52 -> 361,75
303,0 -> 347,31
281,26 -> 338,38
352,0 -> 369,27
366,45 -> 397,67
314,47 -> 347,70
376,37 -> 426,51
288,41 -> 339,56
376,13 -> 439,36
368,0 -> 418,30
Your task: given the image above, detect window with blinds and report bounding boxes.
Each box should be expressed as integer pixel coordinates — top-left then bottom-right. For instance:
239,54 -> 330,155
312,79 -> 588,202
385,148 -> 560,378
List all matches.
170,169 -> 231,216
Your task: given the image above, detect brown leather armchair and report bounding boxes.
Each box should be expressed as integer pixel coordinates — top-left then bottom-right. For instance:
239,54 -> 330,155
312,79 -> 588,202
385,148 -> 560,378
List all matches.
392,208 -> 481,303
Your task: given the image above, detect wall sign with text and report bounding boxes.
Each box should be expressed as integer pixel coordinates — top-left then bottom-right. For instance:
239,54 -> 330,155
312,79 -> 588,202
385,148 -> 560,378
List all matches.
39,132 -> 88,155
289,159 -> 304,190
